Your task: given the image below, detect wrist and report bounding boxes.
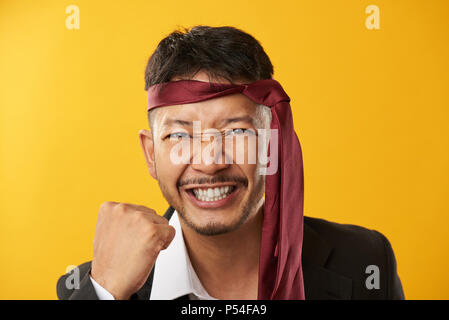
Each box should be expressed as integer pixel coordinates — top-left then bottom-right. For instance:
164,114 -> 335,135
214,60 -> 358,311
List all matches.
90,268 -> 131,300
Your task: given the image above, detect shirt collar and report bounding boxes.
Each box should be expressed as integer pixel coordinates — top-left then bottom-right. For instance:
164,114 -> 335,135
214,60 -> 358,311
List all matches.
149,210 -> 218,300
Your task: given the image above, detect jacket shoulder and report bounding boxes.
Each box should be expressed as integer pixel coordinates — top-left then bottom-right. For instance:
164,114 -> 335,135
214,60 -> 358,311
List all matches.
303,216 -> 404,299
304,216 -> 389,250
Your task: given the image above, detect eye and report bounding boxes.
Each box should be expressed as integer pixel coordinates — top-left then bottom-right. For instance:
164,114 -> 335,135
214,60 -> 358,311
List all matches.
225,128 -> 256,136
166,132 -> 191,140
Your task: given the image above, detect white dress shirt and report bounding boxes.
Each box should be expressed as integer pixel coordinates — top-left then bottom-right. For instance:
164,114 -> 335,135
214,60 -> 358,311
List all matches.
90,210 -> 218,300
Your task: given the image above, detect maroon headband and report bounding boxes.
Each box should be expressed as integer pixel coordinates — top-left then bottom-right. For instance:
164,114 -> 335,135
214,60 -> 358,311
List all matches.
147,78 -> 305,300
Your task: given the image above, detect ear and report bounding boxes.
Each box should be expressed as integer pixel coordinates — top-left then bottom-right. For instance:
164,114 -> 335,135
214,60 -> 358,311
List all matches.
139,129 -> 157,180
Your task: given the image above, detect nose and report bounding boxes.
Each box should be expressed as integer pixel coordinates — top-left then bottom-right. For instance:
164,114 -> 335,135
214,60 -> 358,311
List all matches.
191,160 -> 230,175
190,134 -> 230,175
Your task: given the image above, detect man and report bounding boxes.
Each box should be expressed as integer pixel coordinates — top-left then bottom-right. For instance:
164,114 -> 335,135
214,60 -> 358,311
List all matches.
57,26 -> 404,300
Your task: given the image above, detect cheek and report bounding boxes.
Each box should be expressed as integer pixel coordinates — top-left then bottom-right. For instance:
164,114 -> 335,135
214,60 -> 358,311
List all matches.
239,163 -> 259,186
247,164 -> 265,201
154,145 -> 186,186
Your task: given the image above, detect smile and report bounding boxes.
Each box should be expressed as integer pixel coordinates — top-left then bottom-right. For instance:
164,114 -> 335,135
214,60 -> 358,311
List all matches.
191,186 -> 235,202
183,183 -> 240,209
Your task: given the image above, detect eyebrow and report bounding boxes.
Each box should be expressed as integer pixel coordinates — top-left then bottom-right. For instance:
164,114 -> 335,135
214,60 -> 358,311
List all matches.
162,116 -> 255,127
163,119 -> 192,127
219,116 -> 255,126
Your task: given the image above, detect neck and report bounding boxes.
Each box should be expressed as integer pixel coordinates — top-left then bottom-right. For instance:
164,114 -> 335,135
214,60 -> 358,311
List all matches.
180,205 -> 263,299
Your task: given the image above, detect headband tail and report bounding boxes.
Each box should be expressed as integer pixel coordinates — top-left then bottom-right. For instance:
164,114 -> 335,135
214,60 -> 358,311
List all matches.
147,79 -> 305,300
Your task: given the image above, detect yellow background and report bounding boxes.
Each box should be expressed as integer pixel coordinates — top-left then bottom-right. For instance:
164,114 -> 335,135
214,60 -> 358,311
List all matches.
1,0 -> 448,299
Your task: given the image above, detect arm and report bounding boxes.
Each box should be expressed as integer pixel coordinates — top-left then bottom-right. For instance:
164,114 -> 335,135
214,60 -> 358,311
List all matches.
56,202 -> 174,300
56,261 -> 99,300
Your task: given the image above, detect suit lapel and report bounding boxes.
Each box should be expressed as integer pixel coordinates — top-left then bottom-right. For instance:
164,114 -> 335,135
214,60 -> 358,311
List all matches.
133,207 -> 352,300
302,219 -> 353,299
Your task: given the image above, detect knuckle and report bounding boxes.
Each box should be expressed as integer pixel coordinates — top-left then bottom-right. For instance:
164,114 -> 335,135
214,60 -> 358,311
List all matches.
143,222 -> 157,236
132,210 -> 146,222
114,202 -> 130,215
146,208 -> 164,222
159,216 -> 169,224
99,201 -> 114,211
98,201 -> 116,219
115,202 -> 127,211
145,207 -> 156,215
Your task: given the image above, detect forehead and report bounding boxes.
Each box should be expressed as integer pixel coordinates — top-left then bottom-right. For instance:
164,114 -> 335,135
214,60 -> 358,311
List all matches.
153,93 -> 259,128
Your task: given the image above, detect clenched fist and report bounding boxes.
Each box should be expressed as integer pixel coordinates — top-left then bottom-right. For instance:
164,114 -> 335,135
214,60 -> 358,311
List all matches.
90,202 -> 175,300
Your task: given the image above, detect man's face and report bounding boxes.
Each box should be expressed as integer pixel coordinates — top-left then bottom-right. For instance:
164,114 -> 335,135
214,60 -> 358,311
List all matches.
140,73 -> 268,236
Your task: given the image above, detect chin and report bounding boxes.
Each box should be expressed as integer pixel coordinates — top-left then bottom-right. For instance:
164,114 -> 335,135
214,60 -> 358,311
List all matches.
179,205 -> 250,236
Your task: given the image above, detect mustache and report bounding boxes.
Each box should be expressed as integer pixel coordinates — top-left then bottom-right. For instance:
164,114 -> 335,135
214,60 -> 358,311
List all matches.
177,175 -> 248,188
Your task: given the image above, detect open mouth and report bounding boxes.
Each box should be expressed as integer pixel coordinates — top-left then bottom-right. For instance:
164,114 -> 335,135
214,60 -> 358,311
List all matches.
190,186 -> 236,202
182,184 -> 240,208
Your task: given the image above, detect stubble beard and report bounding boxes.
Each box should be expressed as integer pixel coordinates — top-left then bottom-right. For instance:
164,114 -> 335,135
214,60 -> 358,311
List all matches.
157,177 -> 265,236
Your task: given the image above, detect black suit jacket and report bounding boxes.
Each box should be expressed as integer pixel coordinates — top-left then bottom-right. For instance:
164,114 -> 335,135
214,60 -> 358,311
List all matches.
57,206 -> 405,300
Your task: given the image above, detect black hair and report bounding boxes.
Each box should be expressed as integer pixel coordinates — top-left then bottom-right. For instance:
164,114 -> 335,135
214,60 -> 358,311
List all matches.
144,25 -> 274,90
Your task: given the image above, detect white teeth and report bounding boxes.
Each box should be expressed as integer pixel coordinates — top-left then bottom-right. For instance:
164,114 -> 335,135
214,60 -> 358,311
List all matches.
191,186 -> 234,202
207,189 -> 214,198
